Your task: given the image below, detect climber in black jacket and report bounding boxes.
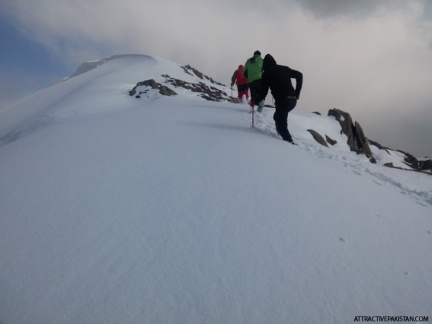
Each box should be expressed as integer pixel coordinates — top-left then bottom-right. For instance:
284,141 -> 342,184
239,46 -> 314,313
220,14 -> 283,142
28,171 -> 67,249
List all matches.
257,54 -> 303,143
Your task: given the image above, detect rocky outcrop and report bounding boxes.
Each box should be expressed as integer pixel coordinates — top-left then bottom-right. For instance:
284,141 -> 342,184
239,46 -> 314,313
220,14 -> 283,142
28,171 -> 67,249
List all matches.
418,159 -> 432,172
370,140 -> 431,174
368,141 -> 432,174
181,65 -> 225,87
325,135 -> 337,146
328,108 -> 376,163
162,74 -> 235,102
307,130 -> 328,147
306,129 -> 338,147
130,75 -> 236,102
129,64 -> 236,103
129,79 -> 177,97
368,139 -> 391,154
327,109 -> 432,173
396,150 -> 432,173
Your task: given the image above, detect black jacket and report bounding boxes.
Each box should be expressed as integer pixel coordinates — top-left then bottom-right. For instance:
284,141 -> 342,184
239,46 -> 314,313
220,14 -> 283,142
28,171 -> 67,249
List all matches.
258,54 -> 303,103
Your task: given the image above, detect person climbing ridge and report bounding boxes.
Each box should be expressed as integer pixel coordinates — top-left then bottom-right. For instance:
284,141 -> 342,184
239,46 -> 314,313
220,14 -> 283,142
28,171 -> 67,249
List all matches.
257,54 -> 303,144
243,50 -> 264,112
231,65 -> 249,103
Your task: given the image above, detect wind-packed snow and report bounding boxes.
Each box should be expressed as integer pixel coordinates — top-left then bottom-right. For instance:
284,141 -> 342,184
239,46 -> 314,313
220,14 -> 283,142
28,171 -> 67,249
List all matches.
1,55 -> 431,323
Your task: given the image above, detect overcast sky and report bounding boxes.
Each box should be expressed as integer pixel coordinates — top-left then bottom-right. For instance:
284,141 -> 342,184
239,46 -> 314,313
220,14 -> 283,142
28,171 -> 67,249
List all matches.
1,0 -> 431,157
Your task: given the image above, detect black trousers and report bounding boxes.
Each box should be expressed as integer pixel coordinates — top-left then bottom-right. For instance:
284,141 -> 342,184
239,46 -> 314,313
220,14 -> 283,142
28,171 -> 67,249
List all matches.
274,97 -> 297,141
248,79 -> 261,104
237,83 -> 248,92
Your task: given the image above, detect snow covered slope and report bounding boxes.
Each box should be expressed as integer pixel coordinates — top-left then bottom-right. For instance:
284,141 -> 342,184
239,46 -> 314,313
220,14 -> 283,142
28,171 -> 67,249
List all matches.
0,55 -> 431,323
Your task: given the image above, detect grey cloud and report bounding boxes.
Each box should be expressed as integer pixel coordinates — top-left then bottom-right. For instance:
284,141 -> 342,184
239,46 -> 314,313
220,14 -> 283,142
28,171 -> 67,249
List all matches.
293,0 -> 427,19
364,106 -> 432,158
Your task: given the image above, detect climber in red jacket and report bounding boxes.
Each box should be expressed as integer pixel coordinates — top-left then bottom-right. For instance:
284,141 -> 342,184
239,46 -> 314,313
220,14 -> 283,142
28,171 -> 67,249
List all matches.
231,65 -> 249,103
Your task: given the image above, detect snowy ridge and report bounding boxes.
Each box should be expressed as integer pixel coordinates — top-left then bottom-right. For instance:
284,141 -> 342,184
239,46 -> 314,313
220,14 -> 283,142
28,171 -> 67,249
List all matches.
65,54 -> 152,79
0,55 -> 234,147
0,55 -> 431,323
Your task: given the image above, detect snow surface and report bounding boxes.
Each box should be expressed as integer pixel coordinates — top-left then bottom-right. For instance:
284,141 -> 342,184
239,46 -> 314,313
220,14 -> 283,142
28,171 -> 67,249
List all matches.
1,55 -> 431,323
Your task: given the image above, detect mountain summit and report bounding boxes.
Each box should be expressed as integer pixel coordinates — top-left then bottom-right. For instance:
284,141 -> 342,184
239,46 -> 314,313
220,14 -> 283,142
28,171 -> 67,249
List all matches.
0,55 -> 431,323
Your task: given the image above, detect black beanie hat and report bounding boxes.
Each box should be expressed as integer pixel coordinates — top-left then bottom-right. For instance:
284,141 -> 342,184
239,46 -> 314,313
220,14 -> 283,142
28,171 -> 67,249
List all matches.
254,50 -> 261,56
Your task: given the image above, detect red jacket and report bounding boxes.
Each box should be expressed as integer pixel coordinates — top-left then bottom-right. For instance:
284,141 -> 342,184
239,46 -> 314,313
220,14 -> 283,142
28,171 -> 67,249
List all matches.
231,65 -> 248,86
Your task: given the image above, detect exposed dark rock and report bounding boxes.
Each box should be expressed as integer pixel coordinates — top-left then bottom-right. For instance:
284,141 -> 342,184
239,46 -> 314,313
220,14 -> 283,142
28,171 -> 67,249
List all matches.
418,159 -> 432,172
130,64 -> 237,103
354,121 -> 375,163
371,143 -> 432,173
307,129 -> 328,147
181,65 -> 196,77
398,150 -> 419,169
327,108 -> 432,171
328,108 -> 376,163
312,112 -> 321,115
328,108 -> 356,150
368,139 -> 391,154
129,79 -> 177,97
383,160 -> 432,175
325,135 -> 337,146
181,65 -> 225,87
394,150 -> 432,173
307,131 -> 338,148
162,74 -> 235,102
